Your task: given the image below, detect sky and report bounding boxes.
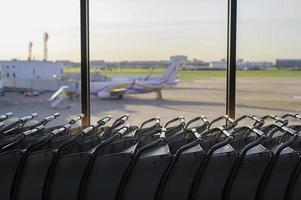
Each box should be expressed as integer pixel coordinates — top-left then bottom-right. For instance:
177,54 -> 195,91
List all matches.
0,0 -> 300,62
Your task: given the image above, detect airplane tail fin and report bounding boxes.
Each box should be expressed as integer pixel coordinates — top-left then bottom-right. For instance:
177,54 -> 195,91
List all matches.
159,62 -> 180,83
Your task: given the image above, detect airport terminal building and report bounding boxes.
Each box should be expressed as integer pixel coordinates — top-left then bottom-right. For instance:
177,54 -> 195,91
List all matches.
0,60 -> 63,91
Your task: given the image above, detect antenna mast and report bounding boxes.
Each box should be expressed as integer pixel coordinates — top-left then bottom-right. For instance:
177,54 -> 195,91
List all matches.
43,32 -> 49,61
28,42 -> 33,61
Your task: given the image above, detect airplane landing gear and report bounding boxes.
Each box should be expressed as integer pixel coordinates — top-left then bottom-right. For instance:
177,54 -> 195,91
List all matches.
155,90 -> 163,100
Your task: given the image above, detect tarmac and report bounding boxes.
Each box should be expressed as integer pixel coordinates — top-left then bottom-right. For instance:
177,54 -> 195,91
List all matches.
0,77 -> 300,126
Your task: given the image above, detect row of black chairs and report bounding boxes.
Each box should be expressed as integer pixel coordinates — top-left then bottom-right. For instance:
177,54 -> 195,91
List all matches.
0,112 -> 301,200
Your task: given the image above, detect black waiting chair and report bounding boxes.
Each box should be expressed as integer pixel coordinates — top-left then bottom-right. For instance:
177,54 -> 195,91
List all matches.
0,125 -> 45,200
43,116 -> 112,200
256,122 -> 299,200
79,132 -> 138,200
223,126 -> 273,200
189,127 -> 237,200
15,114 -> 84,200
116,129 -> 171,200
155,128 -> 206,200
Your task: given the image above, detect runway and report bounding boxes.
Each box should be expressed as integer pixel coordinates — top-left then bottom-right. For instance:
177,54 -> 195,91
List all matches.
0,77 -> 300,126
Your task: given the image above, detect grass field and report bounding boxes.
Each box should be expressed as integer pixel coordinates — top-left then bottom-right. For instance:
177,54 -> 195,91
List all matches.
64,67 -> 301,79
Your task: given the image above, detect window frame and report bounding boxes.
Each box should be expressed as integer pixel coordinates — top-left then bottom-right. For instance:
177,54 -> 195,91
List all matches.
79,0 -> 238,125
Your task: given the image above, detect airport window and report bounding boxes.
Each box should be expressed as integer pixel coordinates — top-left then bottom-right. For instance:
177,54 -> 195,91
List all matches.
89,0 -> 228,124
1,2 -> 301,200
0,0 -> 81,125
1,0 -> 300,126
236,0 -> 301,116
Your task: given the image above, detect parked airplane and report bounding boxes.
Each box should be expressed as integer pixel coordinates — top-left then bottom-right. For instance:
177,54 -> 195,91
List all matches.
94,62 -> 179,96
48,63 -> 180,108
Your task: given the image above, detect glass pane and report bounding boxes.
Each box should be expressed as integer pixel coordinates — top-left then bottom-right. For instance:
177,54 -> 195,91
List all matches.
237,0 -> 301,117
0,0 -> 81,127
89,0 -> 227,125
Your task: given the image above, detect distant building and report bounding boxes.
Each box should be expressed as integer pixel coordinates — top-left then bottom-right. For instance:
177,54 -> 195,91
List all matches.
0,60 -> 63,91
90,60 -> 106,68
170,55 -> 188,65
210,59 -> 227,69
237,60 -> 273,70
210,59 -> 273,70
183,59 -> 210,70
183,65 -> 207,70
55,60 -> 72,66
190,59 -> 207,65
55,60 -> 79,68
109,61 -> 170,69
276,59 -> 301,68
0,60 -> 63,79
